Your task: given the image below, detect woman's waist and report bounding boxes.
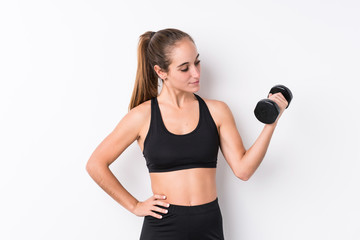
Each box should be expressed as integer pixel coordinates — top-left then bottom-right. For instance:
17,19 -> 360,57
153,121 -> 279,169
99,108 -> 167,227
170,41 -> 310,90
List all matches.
150,168 -> 217,206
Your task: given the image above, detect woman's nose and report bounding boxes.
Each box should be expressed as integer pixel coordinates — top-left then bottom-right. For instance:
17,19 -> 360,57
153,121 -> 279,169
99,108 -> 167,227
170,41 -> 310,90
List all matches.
191,65 -> 200,78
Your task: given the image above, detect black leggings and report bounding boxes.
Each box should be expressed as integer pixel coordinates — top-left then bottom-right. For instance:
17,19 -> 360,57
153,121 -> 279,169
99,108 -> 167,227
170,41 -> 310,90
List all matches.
139,197 -> 225,240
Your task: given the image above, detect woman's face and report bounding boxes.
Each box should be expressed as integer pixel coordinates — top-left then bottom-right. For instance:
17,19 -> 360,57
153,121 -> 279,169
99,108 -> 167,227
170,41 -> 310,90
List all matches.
158,38 -> 201,93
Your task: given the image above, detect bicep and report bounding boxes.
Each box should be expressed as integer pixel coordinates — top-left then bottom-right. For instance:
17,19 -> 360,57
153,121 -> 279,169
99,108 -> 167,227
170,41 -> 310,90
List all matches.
218,101 -> 246,175
88,108 -> 144,167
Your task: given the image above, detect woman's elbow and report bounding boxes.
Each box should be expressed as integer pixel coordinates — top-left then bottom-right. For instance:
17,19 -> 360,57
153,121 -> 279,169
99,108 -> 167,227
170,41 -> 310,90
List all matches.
235,170 -> 252,181
85,158 -> 102,175
85,160 -> 95,174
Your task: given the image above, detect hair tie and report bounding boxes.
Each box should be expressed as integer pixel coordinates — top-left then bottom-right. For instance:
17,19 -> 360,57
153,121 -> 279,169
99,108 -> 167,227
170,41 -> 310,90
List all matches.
150,31 -> 156,39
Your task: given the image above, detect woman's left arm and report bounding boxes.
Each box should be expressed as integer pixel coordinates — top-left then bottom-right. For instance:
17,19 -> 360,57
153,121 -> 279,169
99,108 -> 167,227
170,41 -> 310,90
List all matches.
217,92 -> 288,181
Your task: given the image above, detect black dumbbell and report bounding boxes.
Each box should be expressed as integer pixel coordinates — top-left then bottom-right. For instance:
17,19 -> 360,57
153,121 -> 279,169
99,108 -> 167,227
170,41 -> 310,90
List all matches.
254,85 -> 293,124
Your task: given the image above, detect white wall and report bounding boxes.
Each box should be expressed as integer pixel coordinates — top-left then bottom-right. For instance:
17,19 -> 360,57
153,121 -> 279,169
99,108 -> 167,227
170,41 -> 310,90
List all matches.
1,0 -> 359,239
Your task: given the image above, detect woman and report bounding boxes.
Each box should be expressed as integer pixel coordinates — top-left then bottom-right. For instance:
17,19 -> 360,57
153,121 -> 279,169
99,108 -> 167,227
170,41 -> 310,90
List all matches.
86,28 -> 288,240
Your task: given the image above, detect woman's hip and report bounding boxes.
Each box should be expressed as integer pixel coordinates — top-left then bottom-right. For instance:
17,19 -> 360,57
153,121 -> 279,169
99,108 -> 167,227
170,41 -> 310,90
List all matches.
139,197 -> 224,240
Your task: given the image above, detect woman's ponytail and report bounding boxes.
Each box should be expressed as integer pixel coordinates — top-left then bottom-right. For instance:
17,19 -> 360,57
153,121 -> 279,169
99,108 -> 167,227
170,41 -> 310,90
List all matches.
128,31 -> 158,111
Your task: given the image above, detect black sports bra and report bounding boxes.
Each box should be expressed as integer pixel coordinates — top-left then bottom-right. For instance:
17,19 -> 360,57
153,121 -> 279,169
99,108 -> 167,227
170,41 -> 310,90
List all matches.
142,93 -> 220,173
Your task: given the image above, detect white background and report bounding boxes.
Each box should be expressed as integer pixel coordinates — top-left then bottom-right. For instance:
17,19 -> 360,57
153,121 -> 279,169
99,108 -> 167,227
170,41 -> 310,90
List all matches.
1,0 -> 359,239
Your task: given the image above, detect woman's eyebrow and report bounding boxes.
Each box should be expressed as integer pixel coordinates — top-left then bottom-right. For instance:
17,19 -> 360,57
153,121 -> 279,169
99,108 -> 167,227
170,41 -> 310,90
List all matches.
177,54 -> 200,68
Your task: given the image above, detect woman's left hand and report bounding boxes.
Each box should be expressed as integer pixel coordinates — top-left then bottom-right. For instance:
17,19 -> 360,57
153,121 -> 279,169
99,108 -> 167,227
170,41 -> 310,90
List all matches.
268,92 -> 288,123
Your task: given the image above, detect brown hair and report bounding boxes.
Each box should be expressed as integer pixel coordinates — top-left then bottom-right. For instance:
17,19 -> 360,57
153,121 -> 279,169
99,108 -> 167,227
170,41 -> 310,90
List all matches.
128,28 -> 195,110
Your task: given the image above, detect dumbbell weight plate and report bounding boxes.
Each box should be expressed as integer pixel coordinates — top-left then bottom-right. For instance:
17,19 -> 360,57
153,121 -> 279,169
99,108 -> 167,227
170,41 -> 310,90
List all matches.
254,99 -> 280,124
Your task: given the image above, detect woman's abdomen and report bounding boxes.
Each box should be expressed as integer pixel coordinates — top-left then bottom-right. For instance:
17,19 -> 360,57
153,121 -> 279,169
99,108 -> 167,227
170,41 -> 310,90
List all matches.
149,168 -> 217,206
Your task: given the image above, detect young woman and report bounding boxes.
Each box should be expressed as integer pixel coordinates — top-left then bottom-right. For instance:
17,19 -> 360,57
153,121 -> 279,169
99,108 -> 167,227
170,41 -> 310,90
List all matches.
86,28 -> 288,240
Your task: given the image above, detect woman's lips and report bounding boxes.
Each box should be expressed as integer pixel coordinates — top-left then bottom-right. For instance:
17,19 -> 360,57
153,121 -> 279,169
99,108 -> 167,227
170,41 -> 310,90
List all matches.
190,81 -> 199,84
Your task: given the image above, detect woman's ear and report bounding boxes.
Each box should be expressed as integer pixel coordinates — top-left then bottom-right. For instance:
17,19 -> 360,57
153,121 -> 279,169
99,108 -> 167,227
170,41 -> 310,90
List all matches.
154,65 -> 167,80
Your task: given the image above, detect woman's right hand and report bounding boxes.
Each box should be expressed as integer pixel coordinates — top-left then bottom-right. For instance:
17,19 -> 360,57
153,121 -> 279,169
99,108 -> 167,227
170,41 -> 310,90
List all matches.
132,194 -> 170,219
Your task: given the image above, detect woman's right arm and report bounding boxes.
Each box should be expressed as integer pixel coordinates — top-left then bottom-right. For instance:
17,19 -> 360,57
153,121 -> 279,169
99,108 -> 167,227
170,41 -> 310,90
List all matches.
85,103 -> 170,219
85,105 -> 145,214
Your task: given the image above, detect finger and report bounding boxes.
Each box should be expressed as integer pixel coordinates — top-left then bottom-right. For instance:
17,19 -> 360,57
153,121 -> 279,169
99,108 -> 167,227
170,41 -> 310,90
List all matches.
274,98 -> 287,107
268,94 -> 287,109
276,99 -> 288,109
153,194 -> 166,200
276,94 -> 287,103
154,200 -> 170,208
269,97 -> 284,108
277,93 -> 286,101
272,93 -> 286,102
152,206 -> 169,214
273,97 -> 285,105
149,212 -> 163,219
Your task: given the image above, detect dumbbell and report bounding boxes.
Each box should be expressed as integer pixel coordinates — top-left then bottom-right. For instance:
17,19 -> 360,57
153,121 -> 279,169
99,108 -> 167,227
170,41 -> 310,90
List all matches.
254,85 -> 293,124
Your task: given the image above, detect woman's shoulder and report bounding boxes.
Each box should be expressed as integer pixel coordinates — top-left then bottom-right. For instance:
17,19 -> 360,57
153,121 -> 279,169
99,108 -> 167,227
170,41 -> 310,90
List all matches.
201,96 -> 230,112
200,96 -> 233,125
127,98 -> 152,119
115,99 -> 152,138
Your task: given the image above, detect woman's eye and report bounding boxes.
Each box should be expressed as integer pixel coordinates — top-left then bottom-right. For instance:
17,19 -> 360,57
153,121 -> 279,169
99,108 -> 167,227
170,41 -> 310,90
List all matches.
181,60 -> 201,72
